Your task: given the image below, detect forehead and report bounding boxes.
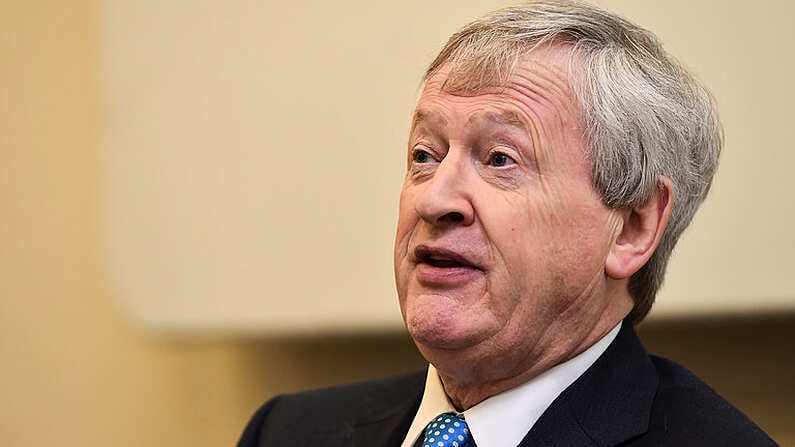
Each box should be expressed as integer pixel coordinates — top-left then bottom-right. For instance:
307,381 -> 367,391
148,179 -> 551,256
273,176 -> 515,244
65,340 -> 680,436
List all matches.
414,44 -> 581,128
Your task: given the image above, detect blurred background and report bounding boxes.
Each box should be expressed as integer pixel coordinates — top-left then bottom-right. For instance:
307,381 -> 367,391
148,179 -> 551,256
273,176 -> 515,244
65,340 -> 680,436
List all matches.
1,0 -> 793,446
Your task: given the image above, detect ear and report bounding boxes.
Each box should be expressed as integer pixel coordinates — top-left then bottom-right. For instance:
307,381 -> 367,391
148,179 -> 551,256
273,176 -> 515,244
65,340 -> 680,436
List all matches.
605,176 -> 674,280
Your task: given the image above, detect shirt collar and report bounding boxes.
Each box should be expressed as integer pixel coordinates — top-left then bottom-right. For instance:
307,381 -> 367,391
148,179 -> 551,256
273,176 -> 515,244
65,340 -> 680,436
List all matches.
400,363 -> 456,447
401,323 -> 621,447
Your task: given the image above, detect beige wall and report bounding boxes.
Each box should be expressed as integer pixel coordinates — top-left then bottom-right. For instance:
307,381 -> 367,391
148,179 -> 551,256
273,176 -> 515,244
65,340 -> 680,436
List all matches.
100,0 -> 795,333
1,1 -> 793,446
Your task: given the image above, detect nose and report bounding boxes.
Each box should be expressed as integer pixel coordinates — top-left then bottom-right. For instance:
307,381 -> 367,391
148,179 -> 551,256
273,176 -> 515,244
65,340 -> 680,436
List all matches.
413,151 -> 475,227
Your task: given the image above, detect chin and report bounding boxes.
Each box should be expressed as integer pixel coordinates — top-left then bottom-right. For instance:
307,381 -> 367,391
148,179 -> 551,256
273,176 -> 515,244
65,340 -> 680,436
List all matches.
405,306 -> 492,352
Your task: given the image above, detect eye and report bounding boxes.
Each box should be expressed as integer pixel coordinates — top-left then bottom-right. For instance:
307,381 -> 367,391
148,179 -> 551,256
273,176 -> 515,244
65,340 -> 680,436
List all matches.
412,149 -> 432,163
488,152 -> 515,167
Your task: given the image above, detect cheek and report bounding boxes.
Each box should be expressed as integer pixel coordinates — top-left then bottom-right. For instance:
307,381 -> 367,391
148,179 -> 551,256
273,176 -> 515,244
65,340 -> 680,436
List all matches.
395,191 -> 416,251
478,198 -> 541,309
394,188 -> 418,290
495,191 -> 609,284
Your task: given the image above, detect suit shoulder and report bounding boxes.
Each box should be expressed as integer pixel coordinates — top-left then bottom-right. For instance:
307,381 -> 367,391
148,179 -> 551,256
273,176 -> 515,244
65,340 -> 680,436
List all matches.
268,369 -> 425,415
647,355 -> 778,446
237,370 -> 425,447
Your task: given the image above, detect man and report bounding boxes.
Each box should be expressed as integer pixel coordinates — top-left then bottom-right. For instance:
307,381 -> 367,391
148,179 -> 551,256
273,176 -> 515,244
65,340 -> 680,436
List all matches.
239,1 -> 777,446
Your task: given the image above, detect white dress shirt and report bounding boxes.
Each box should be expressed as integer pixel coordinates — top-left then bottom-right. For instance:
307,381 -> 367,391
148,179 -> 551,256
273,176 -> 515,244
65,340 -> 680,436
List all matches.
400,323 -> 621,447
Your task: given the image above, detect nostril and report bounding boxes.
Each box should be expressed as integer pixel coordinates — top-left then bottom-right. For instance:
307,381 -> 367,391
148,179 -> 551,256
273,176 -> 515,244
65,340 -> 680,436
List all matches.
438,211 -> 465,224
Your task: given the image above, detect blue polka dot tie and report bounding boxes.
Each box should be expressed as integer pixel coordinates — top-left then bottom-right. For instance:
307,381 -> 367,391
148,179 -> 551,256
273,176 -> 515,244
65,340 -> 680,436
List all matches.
422,413 -> 475,447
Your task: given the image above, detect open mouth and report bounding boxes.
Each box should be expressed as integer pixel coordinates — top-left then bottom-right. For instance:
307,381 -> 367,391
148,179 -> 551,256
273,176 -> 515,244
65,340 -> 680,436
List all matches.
424,255 -> 468,268
414,245 -> 478,270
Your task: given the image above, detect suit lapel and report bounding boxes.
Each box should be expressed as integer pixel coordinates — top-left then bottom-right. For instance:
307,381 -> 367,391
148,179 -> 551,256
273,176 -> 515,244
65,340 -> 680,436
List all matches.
347,372 -> 424,447
350,403 -> 420,447
287,371 -> 424,447
518,321 -> 658,447
302,409 -> 414,447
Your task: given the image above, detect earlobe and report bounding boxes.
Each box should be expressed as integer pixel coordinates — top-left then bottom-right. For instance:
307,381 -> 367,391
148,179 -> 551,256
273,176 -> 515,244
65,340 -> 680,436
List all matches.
605,177 -> 674,280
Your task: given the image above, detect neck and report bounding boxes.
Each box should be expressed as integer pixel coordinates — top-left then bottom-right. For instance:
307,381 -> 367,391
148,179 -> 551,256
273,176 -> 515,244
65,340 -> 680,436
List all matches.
440,370 -> 544,411
438,315 -> 625,410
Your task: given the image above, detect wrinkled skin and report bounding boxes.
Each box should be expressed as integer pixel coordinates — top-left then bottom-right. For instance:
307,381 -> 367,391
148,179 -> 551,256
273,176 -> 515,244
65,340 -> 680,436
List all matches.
394,45 -> 637,409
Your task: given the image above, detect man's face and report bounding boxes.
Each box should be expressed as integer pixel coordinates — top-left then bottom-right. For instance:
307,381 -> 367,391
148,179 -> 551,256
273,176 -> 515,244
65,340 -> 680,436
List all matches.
394,45 -> 628,384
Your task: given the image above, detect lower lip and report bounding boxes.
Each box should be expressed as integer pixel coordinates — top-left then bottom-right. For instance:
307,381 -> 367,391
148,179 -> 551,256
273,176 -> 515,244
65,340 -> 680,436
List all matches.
415,263 -> 482,286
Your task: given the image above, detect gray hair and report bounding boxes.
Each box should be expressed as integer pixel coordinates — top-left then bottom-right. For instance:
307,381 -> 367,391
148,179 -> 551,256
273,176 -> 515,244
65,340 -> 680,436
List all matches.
425,0 -> 722,322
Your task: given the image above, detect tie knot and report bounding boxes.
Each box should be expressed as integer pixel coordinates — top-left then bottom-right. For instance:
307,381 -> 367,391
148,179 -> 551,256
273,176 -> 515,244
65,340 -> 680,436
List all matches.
422,413 -> 474,447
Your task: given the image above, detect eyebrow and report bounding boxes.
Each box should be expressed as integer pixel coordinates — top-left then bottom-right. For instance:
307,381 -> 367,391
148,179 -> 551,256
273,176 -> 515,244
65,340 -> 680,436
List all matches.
469,110 -> 528,131
411,109 -> 448,132
411,108 -> 528,133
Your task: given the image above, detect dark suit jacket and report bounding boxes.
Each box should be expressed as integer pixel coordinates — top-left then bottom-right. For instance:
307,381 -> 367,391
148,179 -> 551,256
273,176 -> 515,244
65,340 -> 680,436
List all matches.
238,321 -> 777,446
